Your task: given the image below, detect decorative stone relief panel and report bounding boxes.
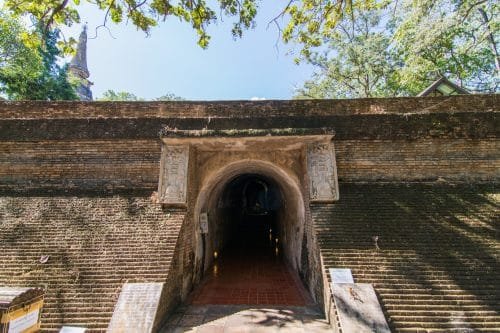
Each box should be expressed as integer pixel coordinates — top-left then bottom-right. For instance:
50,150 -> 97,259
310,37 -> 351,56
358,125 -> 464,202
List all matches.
307,142 -> 339,202
159,145 -> 189,205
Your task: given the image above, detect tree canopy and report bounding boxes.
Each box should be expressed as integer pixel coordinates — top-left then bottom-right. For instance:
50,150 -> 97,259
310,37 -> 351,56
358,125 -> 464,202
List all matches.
296,0 -> 499,98
0,11 -> 77,100
295,5 -> 402,98
1,0 -> 498,99
2,0 -> 390,51
98,90 -> 184,101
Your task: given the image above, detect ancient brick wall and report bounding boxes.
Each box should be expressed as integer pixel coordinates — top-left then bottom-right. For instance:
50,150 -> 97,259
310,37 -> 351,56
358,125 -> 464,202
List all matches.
0,193 -> 184,332
313,183 -> 499,332
0,95 -> 496,119
335,138 -> 499,182
0,140 -> 160,191
0,137 -> 497,191
0,97 -> 498,332
0,96 -> 497,190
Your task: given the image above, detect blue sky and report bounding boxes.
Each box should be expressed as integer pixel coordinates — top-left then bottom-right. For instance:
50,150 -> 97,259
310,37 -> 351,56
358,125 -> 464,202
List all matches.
63,2 -> 315,100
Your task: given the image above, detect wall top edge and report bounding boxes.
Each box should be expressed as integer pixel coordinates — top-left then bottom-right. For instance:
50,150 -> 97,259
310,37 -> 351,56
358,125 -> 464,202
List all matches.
0,95 -> 497,120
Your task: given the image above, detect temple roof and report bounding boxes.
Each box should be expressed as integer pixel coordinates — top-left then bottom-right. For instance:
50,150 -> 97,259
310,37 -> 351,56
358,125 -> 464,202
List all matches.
418,76 -> 470,97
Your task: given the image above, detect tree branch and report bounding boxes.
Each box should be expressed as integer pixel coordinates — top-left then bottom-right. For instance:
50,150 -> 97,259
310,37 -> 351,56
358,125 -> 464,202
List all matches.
44,0 -> 69,33
478,7 -> 500,73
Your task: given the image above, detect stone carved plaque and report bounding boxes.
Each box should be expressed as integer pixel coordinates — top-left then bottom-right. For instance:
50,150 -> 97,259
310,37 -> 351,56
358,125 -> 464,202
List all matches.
307,143 -> 339,202
159,145 -> 189,205
107,283 -> 164,333
331,283 -> 390,333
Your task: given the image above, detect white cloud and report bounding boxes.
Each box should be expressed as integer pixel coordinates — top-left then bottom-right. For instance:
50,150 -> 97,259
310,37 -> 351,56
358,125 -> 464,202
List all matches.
250,97 -> 266,101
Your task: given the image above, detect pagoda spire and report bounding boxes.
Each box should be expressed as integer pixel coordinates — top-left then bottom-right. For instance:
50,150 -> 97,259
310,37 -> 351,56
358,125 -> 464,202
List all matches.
69,25 -> 93,101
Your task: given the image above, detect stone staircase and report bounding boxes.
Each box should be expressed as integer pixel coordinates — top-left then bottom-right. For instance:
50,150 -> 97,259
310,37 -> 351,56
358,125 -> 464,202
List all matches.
312,183 -> 499,332
0,194 -> 184,332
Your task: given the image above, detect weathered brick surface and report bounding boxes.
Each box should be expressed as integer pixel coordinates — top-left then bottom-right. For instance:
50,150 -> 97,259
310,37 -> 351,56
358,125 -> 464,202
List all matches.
0,97 -> 498,141
0,140 -> 160,191
0,97 -> 498,332
0,95 -> 497,119
336,139 -> 499,182
312,183 -> 500,332
0,112 -> 497,141
0,193 -> 184,332
0,137 -> 497,192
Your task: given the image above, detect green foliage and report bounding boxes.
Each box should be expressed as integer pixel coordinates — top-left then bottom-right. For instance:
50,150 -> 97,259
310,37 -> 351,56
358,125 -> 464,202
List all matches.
98,90 -> 184,101
98,90 -> 143,101
3,0 -> 497,98
394,0 -> 499,93
0,11 -> 77,100
4,0 -> 258,49
295,4 -> 403,98
296,0 -> 499,98
156,92 -> 185,101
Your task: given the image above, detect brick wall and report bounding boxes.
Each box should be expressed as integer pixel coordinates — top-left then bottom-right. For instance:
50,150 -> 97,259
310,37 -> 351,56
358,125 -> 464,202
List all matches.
0,140 -> 160,191
0,97 -> 498,332
0,137 -> 497,192
313,183 -> 499,332
335,138 -> 499,182
0,193 -> 184,332
0,95 -> 497,119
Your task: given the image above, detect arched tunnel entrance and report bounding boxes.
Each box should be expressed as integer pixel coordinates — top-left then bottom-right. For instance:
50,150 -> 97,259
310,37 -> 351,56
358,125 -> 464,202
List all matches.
218,174 -> 280,255
190,163 -> 313,306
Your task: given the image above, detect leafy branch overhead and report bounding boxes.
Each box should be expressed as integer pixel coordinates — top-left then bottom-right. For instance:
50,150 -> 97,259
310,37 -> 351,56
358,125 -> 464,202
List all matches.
2,0 -> 367,51
2,0 -> 498,99
4,0 -> 262,49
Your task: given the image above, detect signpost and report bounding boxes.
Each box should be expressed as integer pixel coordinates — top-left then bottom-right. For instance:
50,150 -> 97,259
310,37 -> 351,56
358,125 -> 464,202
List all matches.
0,287 -> 44,333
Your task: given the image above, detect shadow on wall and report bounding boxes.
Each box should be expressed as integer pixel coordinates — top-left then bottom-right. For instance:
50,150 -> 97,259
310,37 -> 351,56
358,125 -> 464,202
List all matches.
316,183 -> 499,331
0,192 -> 182,331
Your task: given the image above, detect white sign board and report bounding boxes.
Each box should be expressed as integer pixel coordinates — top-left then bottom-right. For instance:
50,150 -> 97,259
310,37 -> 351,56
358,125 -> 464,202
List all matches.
200,213 -> 208,234
329,268 -> 354,284
60,327 -> 87,333
8,309 -> 39,333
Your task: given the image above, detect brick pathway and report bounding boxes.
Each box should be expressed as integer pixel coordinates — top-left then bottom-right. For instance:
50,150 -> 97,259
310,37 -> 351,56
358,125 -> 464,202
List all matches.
189,249 -> 312,306
160,305 -> 332,333
162,216 -> 331,332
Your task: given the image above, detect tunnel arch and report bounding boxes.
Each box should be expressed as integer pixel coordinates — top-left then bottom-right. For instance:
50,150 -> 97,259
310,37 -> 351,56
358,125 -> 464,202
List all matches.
192,159 -> 307,286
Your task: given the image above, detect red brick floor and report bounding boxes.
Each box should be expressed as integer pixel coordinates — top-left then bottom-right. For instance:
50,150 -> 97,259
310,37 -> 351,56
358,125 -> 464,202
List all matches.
189,245 -> 313,306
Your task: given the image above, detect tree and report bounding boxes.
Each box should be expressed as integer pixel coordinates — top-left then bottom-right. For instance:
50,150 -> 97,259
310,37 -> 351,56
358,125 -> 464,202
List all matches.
0,11 -> 43,99
394,0 -> 499,93
156,93 -> 185,101
0,11 -> 77,100
296,0 -> 499,98
295,4 -> 403,99
98,90 -> 142,101
4,1 -> 497,98
98,90 -> 184,101
3,0 -> 379,51
4,0 -> 259,49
